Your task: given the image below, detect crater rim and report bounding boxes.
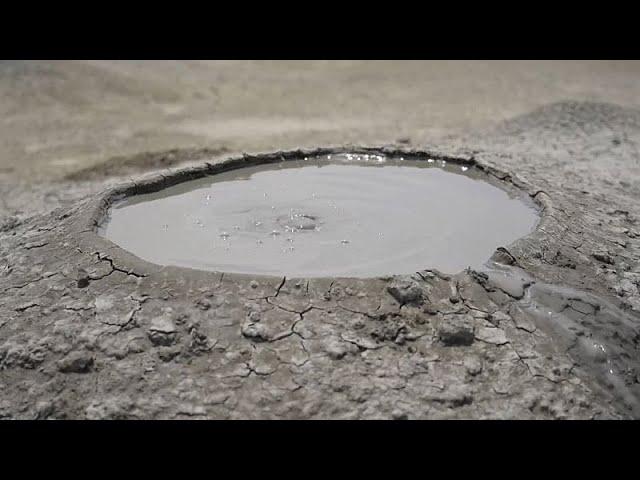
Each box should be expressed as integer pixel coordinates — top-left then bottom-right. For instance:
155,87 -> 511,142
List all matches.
81,146 -> 551,282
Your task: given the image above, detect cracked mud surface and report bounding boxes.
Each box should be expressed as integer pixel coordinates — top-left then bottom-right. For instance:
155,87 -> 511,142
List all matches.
2,101 -> 640,419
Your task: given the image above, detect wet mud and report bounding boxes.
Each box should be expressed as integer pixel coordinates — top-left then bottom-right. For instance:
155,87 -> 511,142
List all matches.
101,154 -> 538,277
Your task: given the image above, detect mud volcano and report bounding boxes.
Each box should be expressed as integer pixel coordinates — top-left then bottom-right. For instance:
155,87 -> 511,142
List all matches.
5,106 -> 640,420
99,153 -> 539,277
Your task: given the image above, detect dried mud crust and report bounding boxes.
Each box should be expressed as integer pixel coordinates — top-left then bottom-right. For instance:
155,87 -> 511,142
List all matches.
2,101 -> 640,419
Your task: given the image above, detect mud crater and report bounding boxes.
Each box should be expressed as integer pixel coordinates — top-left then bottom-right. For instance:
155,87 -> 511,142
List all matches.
97,150 -> 540,278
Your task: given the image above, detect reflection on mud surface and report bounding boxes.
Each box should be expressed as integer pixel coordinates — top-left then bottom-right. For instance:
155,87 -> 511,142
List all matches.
101,154 -> 539,277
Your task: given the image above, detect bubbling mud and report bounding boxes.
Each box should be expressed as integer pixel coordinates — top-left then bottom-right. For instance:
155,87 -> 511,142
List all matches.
100,154 -> 540,277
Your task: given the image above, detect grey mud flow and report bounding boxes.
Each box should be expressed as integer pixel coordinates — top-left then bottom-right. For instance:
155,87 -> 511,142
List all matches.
100,154 -> 539,277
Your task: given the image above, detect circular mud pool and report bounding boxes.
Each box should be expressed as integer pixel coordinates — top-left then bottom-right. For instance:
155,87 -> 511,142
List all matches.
99,153 -> 540,277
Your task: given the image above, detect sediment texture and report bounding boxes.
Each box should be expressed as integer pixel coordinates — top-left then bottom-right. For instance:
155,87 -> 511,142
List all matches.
1,101 -> 639,419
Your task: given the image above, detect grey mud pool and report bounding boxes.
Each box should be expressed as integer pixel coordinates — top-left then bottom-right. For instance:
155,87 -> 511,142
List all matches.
100,153 -> 540,277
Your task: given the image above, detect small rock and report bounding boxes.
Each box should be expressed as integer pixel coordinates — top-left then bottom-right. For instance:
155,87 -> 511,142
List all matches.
592,251 -> 614,265
391,409 -> 409,420
57,351 -> 94,373
250,280 -> 259,289
241,321 -> 269,342
387,280 -> 424,305
490,247 -> 517,266
147,315 -> 178,346
188,329 -> 213,355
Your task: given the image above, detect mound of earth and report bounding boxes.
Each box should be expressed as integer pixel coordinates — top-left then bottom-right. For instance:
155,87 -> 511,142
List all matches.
1,102 -> 640,419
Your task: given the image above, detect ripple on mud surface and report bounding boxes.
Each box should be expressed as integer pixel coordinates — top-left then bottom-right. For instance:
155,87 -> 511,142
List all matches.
100,154 -> 539,277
